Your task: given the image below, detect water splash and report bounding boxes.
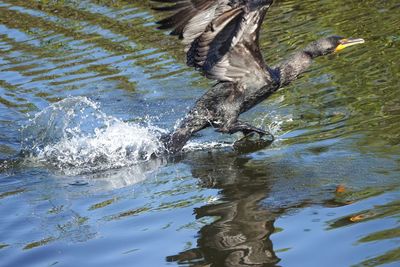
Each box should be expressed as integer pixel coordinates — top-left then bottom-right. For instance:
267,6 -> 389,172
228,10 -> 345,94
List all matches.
18,97 -> 289,175
21,97 -> 165,174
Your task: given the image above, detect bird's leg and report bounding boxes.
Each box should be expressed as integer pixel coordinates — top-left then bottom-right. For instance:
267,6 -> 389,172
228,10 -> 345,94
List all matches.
217,120 -> 273,139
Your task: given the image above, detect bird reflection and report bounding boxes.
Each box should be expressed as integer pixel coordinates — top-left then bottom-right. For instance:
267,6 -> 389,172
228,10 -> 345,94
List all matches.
167,151 -> 280,267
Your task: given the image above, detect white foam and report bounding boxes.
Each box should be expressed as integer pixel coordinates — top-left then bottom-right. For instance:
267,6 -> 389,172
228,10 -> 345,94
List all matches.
21,97 -> 165,175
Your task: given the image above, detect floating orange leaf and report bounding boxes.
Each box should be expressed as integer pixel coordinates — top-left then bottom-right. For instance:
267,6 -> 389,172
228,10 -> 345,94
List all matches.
350,214 -> 367,222
336,184 -> 346,193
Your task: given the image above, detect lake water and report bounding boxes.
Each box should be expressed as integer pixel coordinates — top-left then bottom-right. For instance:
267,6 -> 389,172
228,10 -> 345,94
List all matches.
0,0 -> 399,266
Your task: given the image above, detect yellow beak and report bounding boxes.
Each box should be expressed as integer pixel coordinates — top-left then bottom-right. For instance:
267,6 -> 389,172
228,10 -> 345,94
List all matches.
335,38 -> 365,52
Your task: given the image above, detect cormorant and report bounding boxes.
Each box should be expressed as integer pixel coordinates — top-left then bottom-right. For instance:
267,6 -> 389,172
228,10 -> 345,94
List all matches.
153,0 -> 364,154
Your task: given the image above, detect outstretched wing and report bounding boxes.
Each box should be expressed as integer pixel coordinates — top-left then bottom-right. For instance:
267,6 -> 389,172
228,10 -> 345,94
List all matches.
153,0 -> 273,86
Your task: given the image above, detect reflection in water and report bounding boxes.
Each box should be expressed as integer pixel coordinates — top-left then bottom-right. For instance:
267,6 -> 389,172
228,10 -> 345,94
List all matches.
165,149 -> 400,267
168,152 -> 279,266
70,156 -> 166,192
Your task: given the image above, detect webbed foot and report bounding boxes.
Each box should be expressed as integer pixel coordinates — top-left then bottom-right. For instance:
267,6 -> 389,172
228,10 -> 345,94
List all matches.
233,132 -> 274,153
216,120 -> 274,153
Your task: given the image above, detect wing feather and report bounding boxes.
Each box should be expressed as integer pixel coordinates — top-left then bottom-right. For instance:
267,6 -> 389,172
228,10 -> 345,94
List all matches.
153,0 -> 273,86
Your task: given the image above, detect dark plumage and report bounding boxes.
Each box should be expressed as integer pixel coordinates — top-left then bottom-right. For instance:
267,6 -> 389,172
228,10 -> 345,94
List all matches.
152,0 -> 364,153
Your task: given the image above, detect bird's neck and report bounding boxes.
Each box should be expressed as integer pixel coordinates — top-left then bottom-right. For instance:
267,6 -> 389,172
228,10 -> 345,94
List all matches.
275,49 -> 313,87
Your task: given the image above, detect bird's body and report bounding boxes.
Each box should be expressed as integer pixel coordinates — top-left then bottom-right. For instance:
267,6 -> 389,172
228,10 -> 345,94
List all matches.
153,0 -> 364,153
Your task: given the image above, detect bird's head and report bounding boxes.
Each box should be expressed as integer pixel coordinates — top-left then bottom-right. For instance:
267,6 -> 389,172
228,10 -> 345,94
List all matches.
304,36 -> 365,58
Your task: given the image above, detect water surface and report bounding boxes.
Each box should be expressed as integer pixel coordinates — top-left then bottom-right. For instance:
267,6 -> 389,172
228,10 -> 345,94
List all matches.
0,0 -> 399,266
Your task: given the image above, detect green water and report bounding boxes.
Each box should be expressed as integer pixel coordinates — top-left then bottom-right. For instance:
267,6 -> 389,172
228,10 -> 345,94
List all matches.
0,0 -> 399,266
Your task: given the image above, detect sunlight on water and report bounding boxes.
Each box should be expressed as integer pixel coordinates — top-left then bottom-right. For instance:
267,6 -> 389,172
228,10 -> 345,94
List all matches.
21,97 -> 165,174
183,141 -> 232,152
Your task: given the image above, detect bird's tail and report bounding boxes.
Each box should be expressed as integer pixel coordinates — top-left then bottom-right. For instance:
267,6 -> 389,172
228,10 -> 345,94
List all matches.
161,129 -> 192,154
161,113 -> 209,154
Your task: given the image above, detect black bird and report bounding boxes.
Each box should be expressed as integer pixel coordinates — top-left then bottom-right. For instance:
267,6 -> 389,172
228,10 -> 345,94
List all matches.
153,0 -> 364,154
